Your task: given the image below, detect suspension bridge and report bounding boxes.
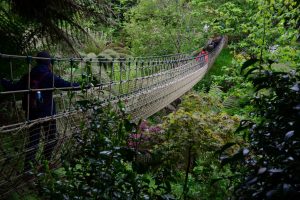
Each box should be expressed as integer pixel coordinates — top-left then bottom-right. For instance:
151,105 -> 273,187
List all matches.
0,36 -> 226,197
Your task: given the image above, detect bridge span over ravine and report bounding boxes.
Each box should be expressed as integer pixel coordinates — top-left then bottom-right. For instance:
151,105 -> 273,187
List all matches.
0,36 -> 226,196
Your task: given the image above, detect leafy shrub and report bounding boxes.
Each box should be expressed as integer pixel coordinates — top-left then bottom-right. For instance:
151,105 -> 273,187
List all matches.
223,60 -> 300,199
135,92 -> 241,199
172,151 -> 238,200
35,101 -> 174,199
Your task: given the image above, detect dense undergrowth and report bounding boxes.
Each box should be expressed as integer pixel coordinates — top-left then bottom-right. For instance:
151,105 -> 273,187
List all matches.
32,91 -> 243,199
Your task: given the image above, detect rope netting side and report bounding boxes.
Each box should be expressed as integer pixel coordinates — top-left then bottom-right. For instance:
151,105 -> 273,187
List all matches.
126,36 -> 227,121
0,36 -> 226,196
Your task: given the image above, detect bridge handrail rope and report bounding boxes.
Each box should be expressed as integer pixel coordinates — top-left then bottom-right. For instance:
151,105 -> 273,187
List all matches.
0,52 -> 192,64
0,36 -> 227,196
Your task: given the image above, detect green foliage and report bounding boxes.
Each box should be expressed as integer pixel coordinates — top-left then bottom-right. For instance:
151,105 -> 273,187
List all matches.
36,102 -> 174,199
3,1 -> 300,199
7,192 -> 40,200
223,60 -> 300,199
124,0 -> 207,56
172,152 -> 238,200
207,0 -> 300,65
180,92 -> 241,144
139,92 -> 242,199
196,1 -> 300,198
160,109 -> 220,168
109,0 -> 139,34
37,100 -> 176,199
81,36 -> 107,55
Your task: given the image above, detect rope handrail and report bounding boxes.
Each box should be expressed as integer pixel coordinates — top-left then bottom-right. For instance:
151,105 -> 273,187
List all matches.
0,52 -> 192,62
0,36 -> 227,197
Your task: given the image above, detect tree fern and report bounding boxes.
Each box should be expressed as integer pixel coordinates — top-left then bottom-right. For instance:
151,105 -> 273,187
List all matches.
223,95 -> 239,109
0,0 -> 113,54
208,84 -> 224,102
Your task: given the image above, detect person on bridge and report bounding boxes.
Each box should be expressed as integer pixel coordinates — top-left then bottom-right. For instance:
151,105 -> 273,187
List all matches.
0,51 -> 80,172
196,49 -> 208,63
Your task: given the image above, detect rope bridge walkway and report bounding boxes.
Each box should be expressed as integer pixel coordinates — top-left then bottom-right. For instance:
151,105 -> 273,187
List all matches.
0,36 -> 226,196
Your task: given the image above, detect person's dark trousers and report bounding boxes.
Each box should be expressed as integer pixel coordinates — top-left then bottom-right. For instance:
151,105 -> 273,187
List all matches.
24,120 -> 57,172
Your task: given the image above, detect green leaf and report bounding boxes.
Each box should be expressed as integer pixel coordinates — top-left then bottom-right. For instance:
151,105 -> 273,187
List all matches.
240,58 -> 259,73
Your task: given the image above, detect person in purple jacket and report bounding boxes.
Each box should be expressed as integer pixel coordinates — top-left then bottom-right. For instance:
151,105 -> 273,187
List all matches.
1,51 -> 80,172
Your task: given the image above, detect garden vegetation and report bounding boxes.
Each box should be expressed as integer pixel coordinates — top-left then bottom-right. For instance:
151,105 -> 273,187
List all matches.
1,0 -> 299,199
